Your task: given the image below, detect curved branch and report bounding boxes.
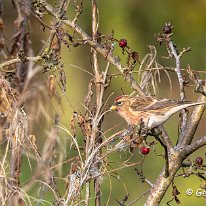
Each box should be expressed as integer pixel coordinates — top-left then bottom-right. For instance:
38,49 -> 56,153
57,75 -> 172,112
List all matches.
39,0 -> 145,96
0,56 -> 42,70
179,95 -> 206,146
182,136 -> 206,156
144,152 -> 183,206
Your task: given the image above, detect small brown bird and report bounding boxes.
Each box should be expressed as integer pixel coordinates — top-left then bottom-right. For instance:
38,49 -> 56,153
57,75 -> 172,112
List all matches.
110,95 -> 205,130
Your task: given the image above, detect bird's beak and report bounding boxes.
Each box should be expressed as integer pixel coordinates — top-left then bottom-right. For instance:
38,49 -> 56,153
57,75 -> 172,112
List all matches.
110,105 -> 117,110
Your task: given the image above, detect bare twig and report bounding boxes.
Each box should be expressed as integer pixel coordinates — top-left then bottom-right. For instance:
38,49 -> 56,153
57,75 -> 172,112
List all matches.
36,0 -> 145,96
182,136 -> 206,155
152,129 -> 169,177
179,95 -> 206,146
91,1 -> 101,205
168,41 -> 188,139
0,56 -> 42,70
127,190 -> 150,206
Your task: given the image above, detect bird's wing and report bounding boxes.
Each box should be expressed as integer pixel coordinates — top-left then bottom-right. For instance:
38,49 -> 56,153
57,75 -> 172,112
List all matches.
147,99 -> 177,110
130,96 -> 158,111
144,99 -> 193,112
131,97 -> 191,112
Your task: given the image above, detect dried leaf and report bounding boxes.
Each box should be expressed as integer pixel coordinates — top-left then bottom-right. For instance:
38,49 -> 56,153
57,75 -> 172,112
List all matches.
59,68 -> 66,92
47,74 -> 56,98
84,78 -> 94,109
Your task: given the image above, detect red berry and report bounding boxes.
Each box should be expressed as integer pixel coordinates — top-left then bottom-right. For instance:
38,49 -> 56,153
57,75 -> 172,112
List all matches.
140,147 -> 150,155
119,39 -> 127,48
195,157 -> 203,165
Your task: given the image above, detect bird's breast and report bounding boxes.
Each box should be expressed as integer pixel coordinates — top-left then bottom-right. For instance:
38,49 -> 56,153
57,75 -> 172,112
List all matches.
117,110 -> 144,125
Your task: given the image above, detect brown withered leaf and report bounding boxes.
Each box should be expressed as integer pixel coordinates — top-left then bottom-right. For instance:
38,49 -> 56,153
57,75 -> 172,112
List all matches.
29,134 -> 38,150
0,75 -> 19,142
10,16 -> 24,55
0,18 -> 4,30
200,181 -> 206,190
47,74 -> 56,98
129,136 -> 143,153
59,68 -> 66,92
51,34 -> 61,54
0,37 -> 5,49
84,78 -> 94,109
70,112 -> 77,135
72,112 -> 92,138
0,89 -> 11,113
122,127 -> 143,153
172,185 -> 180,196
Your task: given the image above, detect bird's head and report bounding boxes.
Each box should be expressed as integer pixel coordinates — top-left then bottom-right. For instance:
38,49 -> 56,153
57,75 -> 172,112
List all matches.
110,96 -> 131,112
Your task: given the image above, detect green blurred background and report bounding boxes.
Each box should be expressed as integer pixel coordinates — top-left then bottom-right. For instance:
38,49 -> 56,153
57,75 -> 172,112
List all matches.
3,0 -> 206,205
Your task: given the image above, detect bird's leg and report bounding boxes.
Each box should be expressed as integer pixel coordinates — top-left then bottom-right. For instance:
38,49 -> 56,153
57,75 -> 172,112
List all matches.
139,119 -> 149,137
135,124 -> 142,136
146,128 -> 162,136
122,125 -> 144,155
153,127 -> 162,136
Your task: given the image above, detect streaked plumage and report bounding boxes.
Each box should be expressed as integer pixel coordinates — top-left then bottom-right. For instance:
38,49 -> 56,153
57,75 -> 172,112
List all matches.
110,95 -> 205,129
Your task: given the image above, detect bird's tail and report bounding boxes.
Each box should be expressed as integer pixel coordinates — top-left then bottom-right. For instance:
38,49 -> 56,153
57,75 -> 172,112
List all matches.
167,101 -> 205,117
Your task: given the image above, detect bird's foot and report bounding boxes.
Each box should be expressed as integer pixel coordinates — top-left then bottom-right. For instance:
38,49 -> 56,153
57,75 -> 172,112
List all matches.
140,127 -> 149,137
150,128 -> 162,137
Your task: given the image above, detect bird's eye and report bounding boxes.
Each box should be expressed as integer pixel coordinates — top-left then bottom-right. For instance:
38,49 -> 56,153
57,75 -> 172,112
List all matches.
116,101 -> 123,106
